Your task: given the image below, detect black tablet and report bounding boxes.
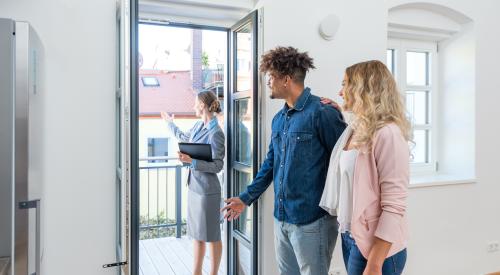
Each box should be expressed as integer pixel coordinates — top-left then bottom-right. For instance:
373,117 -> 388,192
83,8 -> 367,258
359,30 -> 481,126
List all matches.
178,142 -> 213,162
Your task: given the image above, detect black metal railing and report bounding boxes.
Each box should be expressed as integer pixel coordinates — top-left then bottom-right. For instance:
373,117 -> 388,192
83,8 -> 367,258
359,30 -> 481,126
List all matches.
139,157 -> 187,239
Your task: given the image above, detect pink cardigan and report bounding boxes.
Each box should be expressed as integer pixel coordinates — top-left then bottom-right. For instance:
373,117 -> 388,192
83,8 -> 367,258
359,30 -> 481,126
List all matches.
350,124 -> 410,259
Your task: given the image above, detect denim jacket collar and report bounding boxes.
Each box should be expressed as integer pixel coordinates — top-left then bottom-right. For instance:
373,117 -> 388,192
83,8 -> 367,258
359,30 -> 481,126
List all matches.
281,87 -> 311,114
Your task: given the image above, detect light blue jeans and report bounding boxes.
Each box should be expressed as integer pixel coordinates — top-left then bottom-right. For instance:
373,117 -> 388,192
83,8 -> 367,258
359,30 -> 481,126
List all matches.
274,215 -> 338,275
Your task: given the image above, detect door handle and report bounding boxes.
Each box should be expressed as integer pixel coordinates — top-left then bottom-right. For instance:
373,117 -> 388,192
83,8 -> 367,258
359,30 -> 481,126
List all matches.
19,199 -> 41,275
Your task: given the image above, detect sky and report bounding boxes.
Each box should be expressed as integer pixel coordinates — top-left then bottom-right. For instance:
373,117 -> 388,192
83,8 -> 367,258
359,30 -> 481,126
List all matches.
139,24 -> 227,71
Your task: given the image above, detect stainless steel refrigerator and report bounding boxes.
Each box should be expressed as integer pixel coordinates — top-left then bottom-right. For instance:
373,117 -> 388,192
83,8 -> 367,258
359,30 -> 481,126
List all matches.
0,18 -> 43,275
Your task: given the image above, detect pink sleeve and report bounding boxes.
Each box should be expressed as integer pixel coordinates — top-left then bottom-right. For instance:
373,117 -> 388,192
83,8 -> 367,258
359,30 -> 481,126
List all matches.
373,125 -> 410,243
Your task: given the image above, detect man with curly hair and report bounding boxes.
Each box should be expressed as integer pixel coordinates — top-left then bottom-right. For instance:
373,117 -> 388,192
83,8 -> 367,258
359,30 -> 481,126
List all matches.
223,46 -> 346,274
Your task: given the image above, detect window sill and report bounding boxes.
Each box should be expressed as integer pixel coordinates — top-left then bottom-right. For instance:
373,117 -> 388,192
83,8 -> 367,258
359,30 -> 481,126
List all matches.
410,173 -> 476,189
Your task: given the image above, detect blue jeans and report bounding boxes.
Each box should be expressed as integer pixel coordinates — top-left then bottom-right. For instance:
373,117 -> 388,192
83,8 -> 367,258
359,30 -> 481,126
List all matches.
274,215 -> 338,275
341,233 -> 407,275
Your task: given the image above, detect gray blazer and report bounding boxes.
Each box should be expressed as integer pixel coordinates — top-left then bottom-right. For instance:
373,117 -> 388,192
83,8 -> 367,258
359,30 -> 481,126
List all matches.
167,119 -> 225,195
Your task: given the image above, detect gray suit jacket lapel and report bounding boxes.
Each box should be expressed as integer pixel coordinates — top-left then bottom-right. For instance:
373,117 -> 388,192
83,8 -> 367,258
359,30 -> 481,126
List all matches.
190,122 -> 204,142
191,123 -> 217,143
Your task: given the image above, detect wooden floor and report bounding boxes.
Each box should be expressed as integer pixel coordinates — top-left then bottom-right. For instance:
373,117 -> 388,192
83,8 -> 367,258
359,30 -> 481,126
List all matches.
140,237 -> 225,275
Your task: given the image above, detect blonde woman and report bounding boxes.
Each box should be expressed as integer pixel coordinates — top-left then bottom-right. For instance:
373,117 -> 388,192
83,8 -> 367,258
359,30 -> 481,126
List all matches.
320,60 -> 411,275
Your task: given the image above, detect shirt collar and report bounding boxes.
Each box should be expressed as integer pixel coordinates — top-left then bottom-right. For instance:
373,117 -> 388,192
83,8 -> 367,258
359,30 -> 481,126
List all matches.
202,117 -> 218,131
281,87 -> 311,114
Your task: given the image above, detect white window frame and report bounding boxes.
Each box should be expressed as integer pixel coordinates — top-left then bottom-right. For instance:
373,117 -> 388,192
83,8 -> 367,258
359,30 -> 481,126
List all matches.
388,38 -> 438,175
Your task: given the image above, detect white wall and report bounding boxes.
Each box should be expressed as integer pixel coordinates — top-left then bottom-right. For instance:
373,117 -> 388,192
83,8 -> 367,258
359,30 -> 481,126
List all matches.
254,1 -> 387,274
438,22 -> 475,177
0,0 -> 117,274
388,7 -> 462,33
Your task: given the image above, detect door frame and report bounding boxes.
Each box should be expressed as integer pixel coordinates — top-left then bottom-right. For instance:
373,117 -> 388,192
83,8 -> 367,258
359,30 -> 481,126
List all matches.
115,0 -> 132,274
127,2 -> 262,274
129,7 -> 234,275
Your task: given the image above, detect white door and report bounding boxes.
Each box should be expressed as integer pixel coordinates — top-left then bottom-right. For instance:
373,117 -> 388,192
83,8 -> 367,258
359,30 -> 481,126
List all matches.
109,0 -> 132,274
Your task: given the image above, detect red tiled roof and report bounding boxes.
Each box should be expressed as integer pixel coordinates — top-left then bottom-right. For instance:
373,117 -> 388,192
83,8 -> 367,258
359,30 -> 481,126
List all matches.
139,69 -> 196,117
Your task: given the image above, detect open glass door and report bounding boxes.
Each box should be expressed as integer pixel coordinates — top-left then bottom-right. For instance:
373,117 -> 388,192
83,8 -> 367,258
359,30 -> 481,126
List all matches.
227,10 -> 259,275
113,0 -> 132,274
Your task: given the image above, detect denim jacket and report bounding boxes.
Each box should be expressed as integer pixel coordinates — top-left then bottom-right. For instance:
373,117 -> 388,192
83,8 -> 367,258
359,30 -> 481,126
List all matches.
239,88 -> 346,224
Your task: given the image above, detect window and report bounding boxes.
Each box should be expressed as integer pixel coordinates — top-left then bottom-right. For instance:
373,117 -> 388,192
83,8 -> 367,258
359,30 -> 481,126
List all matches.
387,49 -> 395,74
141,76 -> 160,87
387,4 -> 476,185
147,138 -> 169,163
388,38 -> 437,172
237,58 -> 249,73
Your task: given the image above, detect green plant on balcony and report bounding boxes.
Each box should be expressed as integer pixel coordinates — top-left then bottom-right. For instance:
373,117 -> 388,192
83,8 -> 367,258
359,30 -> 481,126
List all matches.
139,211 -> 187,240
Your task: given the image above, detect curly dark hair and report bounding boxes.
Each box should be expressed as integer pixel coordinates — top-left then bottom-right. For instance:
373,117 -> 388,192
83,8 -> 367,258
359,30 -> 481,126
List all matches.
260,46 -> 315,83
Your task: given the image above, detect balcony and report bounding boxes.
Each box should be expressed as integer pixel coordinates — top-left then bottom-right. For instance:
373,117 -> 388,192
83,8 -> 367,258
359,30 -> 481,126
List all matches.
138,157 -> 224,275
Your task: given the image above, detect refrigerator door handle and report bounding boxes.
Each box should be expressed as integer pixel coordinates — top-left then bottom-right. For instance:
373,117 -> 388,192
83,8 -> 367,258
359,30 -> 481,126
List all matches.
18,200 -> 41,275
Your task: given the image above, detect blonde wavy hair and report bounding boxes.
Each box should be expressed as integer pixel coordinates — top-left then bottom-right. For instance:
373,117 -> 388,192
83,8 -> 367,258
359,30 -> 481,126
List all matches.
343,60 -> 412,149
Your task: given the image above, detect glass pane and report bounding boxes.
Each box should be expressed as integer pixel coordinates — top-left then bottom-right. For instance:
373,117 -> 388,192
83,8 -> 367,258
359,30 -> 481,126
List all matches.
115,17 -> 123,247
234,171 -> 253,237
405,91 -> 429,125
116,98 -> 122,169
201,29 -> 227,108
235,98 -> 253,165
411,130 -> 429,163
387,49 -> 394,74
116,177 -> 122,248
406,51 -> 428,86
236,23 -> 253,93
235,241 -> 252,275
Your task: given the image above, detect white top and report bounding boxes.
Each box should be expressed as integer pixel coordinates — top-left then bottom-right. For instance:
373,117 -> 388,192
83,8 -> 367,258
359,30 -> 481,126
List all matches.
319,126 -> 353,216
337,149 -> 358,233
